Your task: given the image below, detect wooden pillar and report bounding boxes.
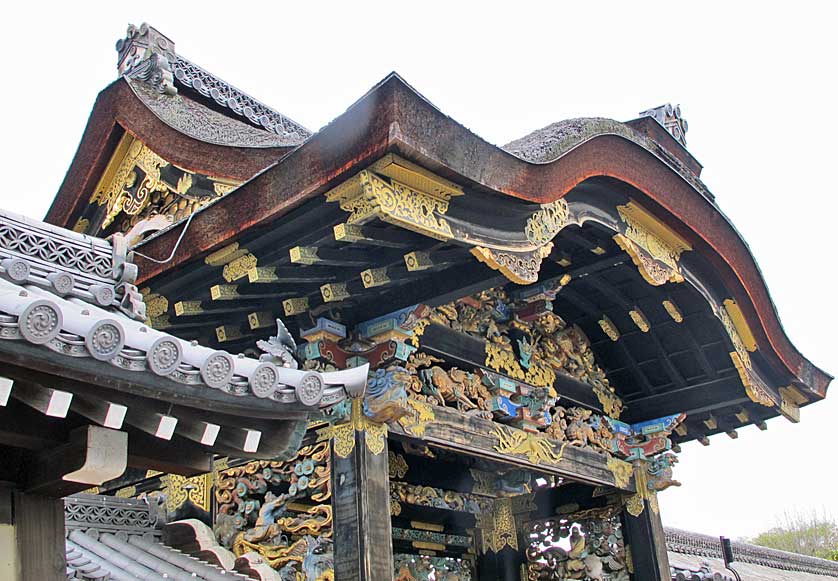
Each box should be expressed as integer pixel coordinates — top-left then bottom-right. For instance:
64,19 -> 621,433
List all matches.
474,497 -> 527,581
621,464 -> 671,581
330,400 -> 394,581
476,545 -> 525,580
14,490 -> 66,581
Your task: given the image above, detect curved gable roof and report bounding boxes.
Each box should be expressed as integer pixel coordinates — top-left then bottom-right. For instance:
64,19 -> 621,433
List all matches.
133,73 -> 830,400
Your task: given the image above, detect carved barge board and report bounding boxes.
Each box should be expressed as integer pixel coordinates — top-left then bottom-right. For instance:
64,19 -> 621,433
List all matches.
420,322 -> 604,412
389,404 -> 633,491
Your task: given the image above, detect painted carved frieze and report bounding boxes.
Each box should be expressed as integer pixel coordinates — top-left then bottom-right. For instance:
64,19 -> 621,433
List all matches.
525,508 -> 629,581
411,285 -> 623,419
395,554 -> 473,581
214,441 -> 335,579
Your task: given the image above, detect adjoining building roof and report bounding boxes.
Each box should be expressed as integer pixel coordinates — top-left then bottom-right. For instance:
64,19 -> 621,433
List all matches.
0,207 -> 366,466
666,527 -> 838,580
64,494 -> 278,580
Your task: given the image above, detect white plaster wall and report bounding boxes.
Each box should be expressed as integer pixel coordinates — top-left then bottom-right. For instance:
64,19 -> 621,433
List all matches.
0,524 -> 18,580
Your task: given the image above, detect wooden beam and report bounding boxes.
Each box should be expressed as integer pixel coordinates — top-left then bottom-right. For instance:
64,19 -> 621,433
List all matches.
0,398 -> 70,451
389,398 -> 629,490
247,265 -> 340,284
622,375 -> 746,423
11,383 -> 73,418
173,301 -> 259,318
124,429 -> 211,476
248,311 -> 276,330
359,264 -> 410,289
70,395 -> 128,430
216,324 -> 246,343
25,426 -> 127,497
290,246 -> 370,267
559,288 -> 655,395
584,277 -> 687,388
210,284 -> 297,302
334,223 -> 419,248
346,261 -> 504,325
403,248 -> 466,272
0,340 -> 311,419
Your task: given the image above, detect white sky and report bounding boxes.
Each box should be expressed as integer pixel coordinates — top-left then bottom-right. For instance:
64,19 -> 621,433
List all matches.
2,1 -> 835,540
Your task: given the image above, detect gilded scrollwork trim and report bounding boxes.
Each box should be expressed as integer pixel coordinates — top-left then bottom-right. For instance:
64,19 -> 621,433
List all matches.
317,398 -> 388,458
719,300 -> 777,408
614,201 -> 691,286
622,459 -> 663,518
471,244 -> 553,285
326,170 -> 456,241
607,456 -> 633,489
525,199 -> 570,246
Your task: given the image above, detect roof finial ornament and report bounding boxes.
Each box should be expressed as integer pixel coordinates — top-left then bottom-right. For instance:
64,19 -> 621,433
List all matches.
115,23 -> 177,96
257,319 -> 299,369
639,103 -> 688,147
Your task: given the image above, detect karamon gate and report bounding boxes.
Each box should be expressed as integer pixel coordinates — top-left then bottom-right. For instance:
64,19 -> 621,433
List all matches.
0,22 -> 831,581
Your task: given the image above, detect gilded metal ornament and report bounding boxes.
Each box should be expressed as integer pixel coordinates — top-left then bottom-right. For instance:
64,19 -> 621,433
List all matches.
160,473 -> 212,512
484,498 -> 518,552
662,299 -> 683,323
598,316 -> 620,341
625,494 -> 645,517
222,253 -> 258,282
492,424 -> 568,466
718,301 -> 776,407
629,308 -> 650,332
317,398 -> 388,458
388,451 -> 409,479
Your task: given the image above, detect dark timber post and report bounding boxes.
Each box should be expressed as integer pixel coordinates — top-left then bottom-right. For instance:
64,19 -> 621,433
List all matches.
621,462 -> 671,581
474,496 -> 528,581
10,489 -> 67,581
476,546 -> 526,580
330,400 -> 394,580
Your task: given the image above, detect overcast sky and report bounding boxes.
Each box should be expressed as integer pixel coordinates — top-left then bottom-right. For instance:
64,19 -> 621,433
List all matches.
2,2 -> 835,540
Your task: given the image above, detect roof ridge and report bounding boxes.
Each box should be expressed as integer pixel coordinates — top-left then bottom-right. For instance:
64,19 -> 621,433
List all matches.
115,22 -> 311,140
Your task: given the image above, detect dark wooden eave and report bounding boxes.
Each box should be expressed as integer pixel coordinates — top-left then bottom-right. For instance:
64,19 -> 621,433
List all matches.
131,73 -> 830,399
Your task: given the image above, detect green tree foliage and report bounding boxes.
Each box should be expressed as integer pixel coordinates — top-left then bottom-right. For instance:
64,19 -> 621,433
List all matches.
751,511 -> 838,561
